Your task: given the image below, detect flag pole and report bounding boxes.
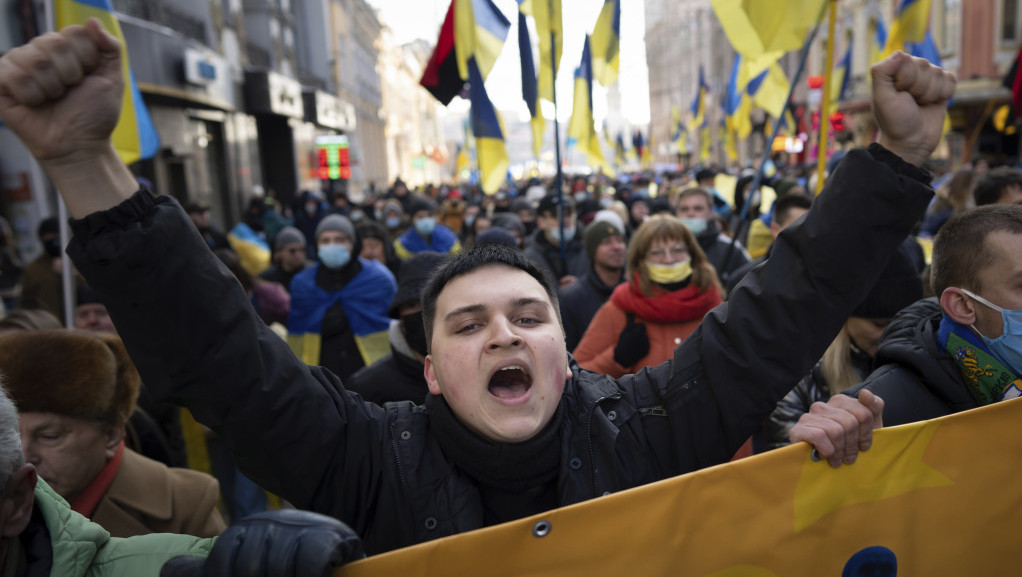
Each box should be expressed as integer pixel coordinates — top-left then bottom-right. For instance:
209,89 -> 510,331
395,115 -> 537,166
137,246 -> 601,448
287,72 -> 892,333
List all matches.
551,28 -> 566,273
722,0 -> 829,277
815,0 -> 838,195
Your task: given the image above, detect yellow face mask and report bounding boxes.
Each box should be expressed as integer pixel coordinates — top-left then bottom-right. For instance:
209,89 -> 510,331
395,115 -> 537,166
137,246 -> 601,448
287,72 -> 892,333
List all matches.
647,259 -> 693,284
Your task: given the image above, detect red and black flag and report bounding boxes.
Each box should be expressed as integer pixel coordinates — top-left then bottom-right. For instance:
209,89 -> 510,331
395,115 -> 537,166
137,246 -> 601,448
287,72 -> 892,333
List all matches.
420,0 -> 464,105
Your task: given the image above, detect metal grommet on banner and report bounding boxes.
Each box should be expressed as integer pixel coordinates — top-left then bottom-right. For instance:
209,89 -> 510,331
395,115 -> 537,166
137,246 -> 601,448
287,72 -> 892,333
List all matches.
810,448 -> 822,462
532,520 -> 552,538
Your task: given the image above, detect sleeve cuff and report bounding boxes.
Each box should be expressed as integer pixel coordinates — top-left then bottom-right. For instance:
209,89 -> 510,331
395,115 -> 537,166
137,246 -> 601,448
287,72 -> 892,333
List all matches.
69,187 -> 161,241
866,142 -> 933,186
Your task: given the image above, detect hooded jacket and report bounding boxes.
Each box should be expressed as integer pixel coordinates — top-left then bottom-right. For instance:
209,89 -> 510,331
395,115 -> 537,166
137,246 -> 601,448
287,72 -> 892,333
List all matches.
847,298 -> 979,426
68,144 -> 933,557
19,479 -> 213,576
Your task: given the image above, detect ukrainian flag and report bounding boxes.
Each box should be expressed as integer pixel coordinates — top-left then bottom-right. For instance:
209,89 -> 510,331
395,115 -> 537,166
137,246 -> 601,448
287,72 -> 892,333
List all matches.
711,0 -> 825,59
883,0 -> 932,58
455,0 -> 511,83
830,42 -> 852,106
227,222 -> 271,277
517,5 -> 544,158
56,0 -> 159,165
567,36 -> 613,175
590,0 -> 620,87
467,58 -> 509,195
745,61 -> 790,121
725,55 -> 753,140
671,105 -> 688,154
871,18 -> 888,65
521,0 -> 562,103
689,66 -> 708,131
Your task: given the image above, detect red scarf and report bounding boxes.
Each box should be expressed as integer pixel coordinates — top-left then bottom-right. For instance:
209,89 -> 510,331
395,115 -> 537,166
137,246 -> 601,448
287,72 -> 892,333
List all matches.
71,441 -> 125,518
610,273 -> 721,323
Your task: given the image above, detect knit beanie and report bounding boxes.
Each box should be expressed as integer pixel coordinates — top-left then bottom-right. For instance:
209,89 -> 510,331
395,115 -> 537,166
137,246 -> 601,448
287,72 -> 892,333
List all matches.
407,196 -> 437,217
0,330 -> 140,430
274,226 -> 306,251
315,214 -> 355,242
584,220 -> 624,261
851,248 -> 924,319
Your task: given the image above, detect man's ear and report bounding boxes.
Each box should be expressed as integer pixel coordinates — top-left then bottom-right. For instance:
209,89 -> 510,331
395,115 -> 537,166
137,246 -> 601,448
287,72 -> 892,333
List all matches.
0,465 -> 37,538
941,287 -> 978,325
424,355 -> 442,396
104,424 -> 125,459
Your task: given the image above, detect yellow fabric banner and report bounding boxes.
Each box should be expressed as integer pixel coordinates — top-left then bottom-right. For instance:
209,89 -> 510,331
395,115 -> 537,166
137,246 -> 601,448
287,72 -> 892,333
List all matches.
337,397 -> 1022,576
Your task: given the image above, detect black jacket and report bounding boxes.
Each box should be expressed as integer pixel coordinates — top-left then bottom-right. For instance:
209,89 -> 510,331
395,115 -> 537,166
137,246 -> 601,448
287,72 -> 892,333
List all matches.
68,144 -> 932,557
347,321 -> 428,404
558,268 -> 623,353
847,298 -> 979,426
696,220 -> 750,285
524,229 -> 590,283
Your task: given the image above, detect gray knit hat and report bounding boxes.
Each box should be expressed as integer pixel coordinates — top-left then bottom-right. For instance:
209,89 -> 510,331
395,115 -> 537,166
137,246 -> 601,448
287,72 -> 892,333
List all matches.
315,214 -> 355,242
274,226 -> 306,251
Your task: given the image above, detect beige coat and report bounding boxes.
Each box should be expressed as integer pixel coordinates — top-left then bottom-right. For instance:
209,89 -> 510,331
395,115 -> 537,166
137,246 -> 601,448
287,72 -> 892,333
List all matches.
91,447 -> 225,538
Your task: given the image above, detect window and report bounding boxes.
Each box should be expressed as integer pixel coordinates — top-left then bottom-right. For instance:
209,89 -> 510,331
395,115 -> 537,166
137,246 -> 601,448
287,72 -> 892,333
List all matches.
939,0 -> 961,54
1004,0 -> 1020,43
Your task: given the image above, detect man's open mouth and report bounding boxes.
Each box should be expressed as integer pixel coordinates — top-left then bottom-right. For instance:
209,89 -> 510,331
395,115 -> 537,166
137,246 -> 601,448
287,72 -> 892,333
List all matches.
488,365 -> 532,399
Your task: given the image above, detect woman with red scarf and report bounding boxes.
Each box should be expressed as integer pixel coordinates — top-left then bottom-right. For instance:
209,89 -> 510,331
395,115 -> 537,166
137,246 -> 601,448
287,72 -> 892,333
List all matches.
574,214 -> 723,378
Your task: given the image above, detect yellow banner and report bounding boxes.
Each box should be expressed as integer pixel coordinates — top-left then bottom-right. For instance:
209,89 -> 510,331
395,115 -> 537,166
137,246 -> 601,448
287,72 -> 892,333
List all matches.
337,397 -> 1022,576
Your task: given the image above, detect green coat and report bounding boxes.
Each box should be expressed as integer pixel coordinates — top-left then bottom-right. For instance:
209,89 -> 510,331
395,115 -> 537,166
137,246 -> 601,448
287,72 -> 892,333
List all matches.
32,479 -> 214,576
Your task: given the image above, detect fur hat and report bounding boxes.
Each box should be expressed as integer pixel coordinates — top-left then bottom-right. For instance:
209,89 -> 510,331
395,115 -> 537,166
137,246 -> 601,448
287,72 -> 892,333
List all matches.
0,330 -> 140,430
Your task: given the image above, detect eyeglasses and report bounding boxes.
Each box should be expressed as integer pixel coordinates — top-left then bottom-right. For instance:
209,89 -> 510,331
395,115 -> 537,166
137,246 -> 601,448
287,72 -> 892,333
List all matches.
647,245 -> 688,261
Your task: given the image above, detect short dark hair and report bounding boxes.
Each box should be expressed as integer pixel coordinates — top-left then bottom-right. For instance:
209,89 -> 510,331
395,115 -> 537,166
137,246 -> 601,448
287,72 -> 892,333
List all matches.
421,243 -> 561,353
931,204 -> 1022,296
973,167 -> 1022,206
773,194 -> 813,228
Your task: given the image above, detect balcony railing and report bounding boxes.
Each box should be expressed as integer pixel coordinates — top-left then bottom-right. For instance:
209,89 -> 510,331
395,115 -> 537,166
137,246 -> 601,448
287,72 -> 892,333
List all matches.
113,0 -> 208,44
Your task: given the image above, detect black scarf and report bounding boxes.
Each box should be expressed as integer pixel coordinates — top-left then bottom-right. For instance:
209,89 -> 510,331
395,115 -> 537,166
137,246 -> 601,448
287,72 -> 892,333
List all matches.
425,394 -> 563,492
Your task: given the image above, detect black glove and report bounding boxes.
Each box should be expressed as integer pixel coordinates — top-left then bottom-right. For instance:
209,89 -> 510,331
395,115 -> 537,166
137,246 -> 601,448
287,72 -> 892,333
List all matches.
613,315 -> 649,368
161,510 -> 365,577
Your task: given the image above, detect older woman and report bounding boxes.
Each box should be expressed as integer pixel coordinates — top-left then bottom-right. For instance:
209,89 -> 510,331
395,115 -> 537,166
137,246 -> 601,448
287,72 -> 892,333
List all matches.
574,214 -> 723,378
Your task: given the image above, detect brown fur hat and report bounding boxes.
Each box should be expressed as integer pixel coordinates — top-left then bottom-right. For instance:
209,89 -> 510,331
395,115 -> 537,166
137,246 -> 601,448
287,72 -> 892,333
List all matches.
0,330 -> 140,430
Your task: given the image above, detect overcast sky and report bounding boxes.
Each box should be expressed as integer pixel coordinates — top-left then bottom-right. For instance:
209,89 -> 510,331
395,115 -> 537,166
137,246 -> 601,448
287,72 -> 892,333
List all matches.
365,0 -> 651,126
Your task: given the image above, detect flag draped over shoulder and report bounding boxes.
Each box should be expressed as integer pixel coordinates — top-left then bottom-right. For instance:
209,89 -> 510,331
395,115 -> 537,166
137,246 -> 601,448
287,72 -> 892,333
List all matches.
567,36 -> 613,175
517,3 -> 544,157
590,0 -> 620,86
56,0 -> 160,165
468,58 -> 510,194
711,0 -> 825,59
336,398 -> 1022,577
883,0 -> 933,58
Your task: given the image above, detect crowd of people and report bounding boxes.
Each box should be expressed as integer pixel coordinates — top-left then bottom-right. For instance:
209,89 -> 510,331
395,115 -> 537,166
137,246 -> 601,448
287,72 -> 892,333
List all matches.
0,17 -> 1018,575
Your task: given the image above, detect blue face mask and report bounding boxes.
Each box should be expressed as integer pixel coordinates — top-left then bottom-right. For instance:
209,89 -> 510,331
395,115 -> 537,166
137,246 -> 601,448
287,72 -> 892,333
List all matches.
680,217 -> 708,237
318,244 -> 351,269
549,226 -> 576,243
962,288 -> 1022,377
415,216 -> 437,236
385,216 -> 402,229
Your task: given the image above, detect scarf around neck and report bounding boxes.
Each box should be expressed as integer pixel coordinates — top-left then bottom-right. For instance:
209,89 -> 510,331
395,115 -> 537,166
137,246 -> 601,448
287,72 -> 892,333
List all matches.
938,315 -> 1022,405
425,394 -> 563,492
610,272 -> 721,323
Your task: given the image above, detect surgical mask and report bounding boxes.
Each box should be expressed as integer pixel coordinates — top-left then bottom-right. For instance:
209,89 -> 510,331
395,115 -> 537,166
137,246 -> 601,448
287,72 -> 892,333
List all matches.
574,191 -> 588,203
318,244 -> 351,269
401,310 -> 429,357
305,203 -> 318,215
464,215 -> 476,228
647,259 -> 693,285
385,216 -> 402,229
600,197 -> 613,208
549,226 -> 576,243
415,216 -> 437,236
349,210 -> 365,222
679,217 -> 708,236
962,288 -> 1022,377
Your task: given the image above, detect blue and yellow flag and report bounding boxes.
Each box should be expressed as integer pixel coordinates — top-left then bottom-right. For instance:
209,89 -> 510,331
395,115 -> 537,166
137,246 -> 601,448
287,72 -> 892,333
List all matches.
590,0 -> 620,87
671,105 -> 688,154
517,4 -> 544,157
468,58 -> 510,194
227,222 -> 271,277
725,55 -> 753,140
56,0 -> 160,165
883,0 -> 932,58
745,61 -> 790,121
831,41 -> 852,106
521,0 -> 562,103
711,0 -> 825,59
689,66 -> 709,131
871,17 -> 888,66
567,36 -> 613,175
454,0 -> 511,82
337,398 -> 1022,577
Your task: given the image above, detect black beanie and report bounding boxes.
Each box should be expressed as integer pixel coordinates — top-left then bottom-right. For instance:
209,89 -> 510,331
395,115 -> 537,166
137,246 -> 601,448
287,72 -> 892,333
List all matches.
851,247 -> 923,319
583,220 -> 624,262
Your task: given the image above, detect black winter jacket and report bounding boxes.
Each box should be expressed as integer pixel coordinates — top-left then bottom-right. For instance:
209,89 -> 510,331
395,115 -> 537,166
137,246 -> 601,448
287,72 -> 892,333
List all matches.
67,144 -> 932,556
848,298 -> 979,426
523,229 -> 590,283
558,268 -> 623,353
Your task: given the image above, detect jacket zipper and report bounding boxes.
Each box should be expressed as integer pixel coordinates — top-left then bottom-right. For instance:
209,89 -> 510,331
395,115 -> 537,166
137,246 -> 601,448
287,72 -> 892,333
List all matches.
638,405 -> 667,417
586,395 -> 612,499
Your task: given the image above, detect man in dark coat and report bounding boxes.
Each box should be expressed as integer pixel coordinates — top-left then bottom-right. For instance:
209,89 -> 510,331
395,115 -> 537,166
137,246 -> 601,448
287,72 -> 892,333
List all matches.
347,251 -> 447,404
524,194 -> 590,289
558,219 -> 626,352
258,226 -> 310,293
676,187 -> 750,285
848,204 -> 1022,425
0,25 -> 953,558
